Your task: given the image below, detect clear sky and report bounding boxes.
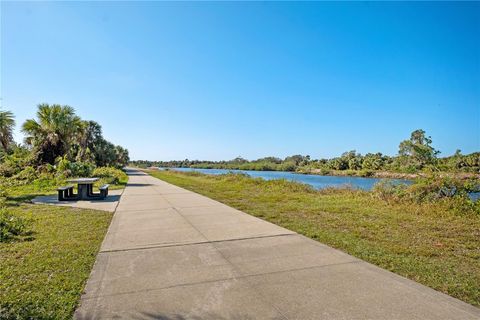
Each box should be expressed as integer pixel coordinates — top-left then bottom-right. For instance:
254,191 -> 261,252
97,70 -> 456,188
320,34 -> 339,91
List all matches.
2,1 -> 479,161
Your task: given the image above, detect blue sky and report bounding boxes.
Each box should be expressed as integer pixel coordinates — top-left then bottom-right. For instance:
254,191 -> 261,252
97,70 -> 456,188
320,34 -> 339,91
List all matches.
2,2 -> 479,161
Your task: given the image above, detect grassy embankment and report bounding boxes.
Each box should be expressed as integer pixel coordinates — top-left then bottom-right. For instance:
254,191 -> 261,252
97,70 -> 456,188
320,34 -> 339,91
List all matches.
147,169 -> 480,307
0,173 -> 127,319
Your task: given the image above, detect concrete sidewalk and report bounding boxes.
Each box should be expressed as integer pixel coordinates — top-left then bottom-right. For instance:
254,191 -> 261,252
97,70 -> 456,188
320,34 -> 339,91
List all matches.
75,168 -> 480,320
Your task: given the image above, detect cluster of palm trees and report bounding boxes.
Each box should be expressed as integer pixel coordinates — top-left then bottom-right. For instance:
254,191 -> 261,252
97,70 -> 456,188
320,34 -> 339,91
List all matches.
0,110 -> 15,152
0,104 -> 129,168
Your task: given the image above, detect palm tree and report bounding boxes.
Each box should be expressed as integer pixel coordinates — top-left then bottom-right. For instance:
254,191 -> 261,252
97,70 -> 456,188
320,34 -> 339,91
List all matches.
0,110 -> 15,151
75,120 -> 103,162
22,104 -> 82,164
114,145 -> 130,168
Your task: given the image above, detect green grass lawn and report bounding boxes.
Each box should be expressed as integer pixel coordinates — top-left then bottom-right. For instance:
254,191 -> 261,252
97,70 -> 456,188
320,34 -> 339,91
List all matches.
147,169 -> 480,307
0,182 -> 114,319
0,204 -> 112,319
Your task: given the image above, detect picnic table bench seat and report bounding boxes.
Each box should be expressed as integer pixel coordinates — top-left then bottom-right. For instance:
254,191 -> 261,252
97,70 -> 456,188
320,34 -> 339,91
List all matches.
58,185 -> 74,201
99,184 -> 110,198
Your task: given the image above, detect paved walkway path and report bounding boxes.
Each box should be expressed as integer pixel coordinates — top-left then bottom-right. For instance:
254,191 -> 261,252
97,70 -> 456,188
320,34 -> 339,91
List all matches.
75,168 -> 480,320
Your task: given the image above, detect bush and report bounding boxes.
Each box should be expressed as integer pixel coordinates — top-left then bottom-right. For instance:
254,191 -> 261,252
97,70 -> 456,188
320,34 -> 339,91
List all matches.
0,162 -> 16,177
359,169 -> 374,177
0,190 -> 7,207
0,146 -> 34,176
0,176 -> 30,189
372,175 -> 480,213
56,157 -> 95,177
318,168 -> 331,176
32,176 -> 64,191
372,180 -> 409,201
13,166 -> 38,182
278,161 -> 296,172
0,208 -> 32,242
92,167 -> 127,184
403,175 -> 478,202
37,163 -> 56,175
344,170 -> 357,176
70,161 -> 95,177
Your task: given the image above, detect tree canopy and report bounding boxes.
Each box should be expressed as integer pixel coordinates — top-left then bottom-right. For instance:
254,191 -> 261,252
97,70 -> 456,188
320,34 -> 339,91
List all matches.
1,104 -> 129,177
398,129 -> 440,168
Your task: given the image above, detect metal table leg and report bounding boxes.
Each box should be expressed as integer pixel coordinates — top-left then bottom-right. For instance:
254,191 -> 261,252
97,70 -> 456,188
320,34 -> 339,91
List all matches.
78,184 -> 90,200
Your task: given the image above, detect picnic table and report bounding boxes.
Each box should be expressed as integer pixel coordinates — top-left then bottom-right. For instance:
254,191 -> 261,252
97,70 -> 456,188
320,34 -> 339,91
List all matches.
67,178 -> 99,200
57,178 -> 110,201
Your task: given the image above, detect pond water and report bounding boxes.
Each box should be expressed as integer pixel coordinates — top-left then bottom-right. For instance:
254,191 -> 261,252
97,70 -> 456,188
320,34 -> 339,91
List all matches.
165,167 -> 411,191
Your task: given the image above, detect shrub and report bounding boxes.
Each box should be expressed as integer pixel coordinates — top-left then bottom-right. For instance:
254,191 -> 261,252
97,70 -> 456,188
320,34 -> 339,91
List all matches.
0,162 -> 16,177
372,175 -> 480,214
372,180 -> 409,201
318,168 -> 331,176
359,169 -> 374,177
56,157 -> 95,177
278,161 -> 296,172
56,157 -> 72,177
32,176 -> 64,191
70,161 -> 95,177
407,175 -> 479,202
0,190 -> 7,207
344,170 -> 357,176
13,166 -> 38,181
0,208 -> 32,242
0,145 -> 33,177
92,167 -> 127,184
37,163 -> 56,175
0,176 -> 30,189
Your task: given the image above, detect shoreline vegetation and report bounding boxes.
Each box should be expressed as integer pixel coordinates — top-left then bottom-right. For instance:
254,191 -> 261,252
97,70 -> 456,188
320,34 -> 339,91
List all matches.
130,129 -> 479,181
304,169 -> 478,180
148,166 -> 479,181
146,169 -> 480,307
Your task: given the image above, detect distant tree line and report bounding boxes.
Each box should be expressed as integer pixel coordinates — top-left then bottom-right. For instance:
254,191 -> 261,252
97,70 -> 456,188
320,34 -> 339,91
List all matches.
0,104 -> 129,177
130,129 -> 479,175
